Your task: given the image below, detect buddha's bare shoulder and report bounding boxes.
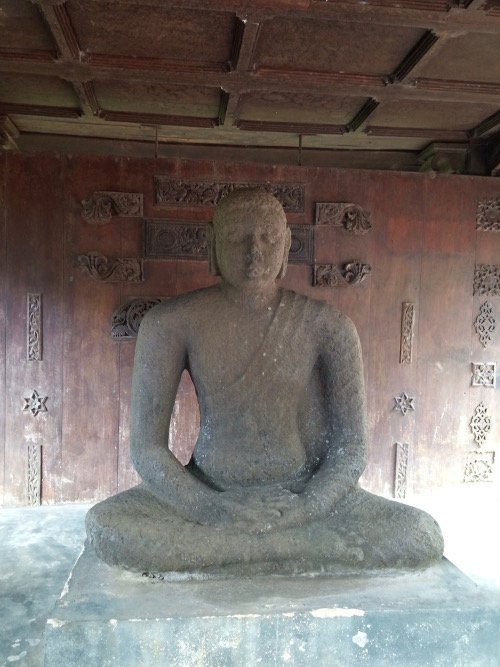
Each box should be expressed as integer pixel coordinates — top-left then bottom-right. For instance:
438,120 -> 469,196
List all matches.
137,286 -> 227,334
284,289 -> 359,342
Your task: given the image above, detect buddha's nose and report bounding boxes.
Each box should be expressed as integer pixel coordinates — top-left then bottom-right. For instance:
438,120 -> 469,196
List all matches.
247,241 -> 263,262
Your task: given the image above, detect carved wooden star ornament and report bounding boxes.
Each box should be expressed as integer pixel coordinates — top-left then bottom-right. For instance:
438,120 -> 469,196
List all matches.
394,392 -> 415,416
23,390 -> 48,417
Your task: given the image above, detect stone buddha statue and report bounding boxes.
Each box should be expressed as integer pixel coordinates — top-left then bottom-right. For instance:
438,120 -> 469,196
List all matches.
86,188 -> 443,574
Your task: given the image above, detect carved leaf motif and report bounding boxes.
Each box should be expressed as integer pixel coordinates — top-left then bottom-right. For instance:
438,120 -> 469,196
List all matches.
81,192 -> 143,224
77,253 -> 143,283
154,178 -> 305,213
476,198 -> 500,232
111,298 -> 166,339
315,202 -> 372,234
313,264 -> 344,287
343,262 -> 371,285
313,262 -> 371,287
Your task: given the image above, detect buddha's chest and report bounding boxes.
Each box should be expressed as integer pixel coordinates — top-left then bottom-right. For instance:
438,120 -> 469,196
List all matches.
187,309 -> 316,396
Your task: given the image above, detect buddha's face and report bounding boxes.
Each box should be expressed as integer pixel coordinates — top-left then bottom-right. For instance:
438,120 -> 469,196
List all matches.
214,203 -> 291,289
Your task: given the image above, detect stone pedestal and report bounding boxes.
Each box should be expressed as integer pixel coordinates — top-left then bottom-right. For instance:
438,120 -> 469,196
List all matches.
44,545 -> 500,667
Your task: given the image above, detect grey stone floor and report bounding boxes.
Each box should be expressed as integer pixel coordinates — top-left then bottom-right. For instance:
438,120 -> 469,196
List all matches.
0,505 -> 88,667
0,487 -> 499,667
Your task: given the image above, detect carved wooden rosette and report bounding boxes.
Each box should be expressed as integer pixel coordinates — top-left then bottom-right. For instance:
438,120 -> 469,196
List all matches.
313,261 -> 371,287
476,197 -> 500,232
394,442 -> 409,499
315,202 -> 372,234
474,301 -> 496,348
77,253 -> 143,283
154,178 -> 305,213
27,293 -> 42,361
471,362 -> 496,388
464,451 -> 495,483
81,191 -> 143,224
473,264 -> 500,296
143,220 -> 313,265
400,302 -> 415,364
112,298 -> 167,339
27,443 -> 42,506
470,401 -> 491,447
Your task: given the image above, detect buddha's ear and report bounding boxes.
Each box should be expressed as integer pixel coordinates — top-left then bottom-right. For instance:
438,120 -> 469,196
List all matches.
208,223 -> 221,276
278,226 -> 292,280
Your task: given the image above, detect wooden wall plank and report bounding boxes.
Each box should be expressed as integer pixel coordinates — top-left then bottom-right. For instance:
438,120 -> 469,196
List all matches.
61,156 -> 122,502
4,153 -> 64,505
415,176 -> 476,491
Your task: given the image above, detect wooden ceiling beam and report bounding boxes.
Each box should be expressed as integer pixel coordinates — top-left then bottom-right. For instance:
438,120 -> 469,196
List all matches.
386,31 -> 440,84
45,0 -> 500,32
0,116 -> 20,151
0,56 -> 498,106
229,17 -> 262,71
36,2 -> 81,60
346,99 -> 380,133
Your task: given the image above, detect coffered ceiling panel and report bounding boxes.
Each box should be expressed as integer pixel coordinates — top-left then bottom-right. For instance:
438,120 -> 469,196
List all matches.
371,99 -> 500,132
0,0 -> 499,174
414,33 -> 500,83
0,0 -> 55,53
0,74 -> 79,108
237,92 -> 367,125
254,17 -> 426,75
65,1 -> 235,65
93,81 -> 222,118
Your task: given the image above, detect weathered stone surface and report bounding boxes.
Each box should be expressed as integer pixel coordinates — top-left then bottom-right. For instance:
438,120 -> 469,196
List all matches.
86,189 -> 443,574
44,548 -> 500,667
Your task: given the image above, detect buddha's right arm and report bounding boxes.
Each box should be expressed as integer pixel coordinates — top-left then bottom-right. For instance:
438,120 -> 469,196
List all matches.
128,306 -> 236,526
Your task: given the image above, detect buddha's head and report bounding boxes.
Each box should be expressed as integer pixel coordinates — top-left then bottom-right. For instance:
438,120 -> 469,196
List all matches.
209,188 -> 292,288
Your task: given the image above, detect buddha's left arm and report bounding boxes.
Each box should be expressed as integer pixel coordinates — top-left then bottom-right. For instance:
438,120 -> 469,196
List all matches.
300,310 -> 368,517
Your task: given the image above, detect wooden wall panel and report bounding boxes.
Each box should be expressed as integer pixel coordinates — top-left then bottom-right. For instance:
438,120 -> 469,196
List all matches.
415,178 -> 476,490
4,154 -> 64,505
0,153 -> 498,505
61,156 -> 122,502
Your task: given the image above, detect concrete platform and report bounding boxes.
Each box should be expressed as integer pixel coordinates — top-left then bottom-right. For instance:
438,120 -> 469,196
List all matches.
44,545 -> 500,667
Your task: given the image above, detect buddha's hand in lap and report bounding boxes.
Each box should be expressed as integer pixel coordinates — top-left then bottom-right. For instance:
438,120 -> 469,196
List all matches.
216,486 -> 308,534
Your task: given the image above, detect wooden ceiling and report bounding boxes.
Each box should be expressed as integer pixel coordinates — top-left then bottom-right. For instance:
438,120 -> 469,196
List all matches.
1,0 -> 500,174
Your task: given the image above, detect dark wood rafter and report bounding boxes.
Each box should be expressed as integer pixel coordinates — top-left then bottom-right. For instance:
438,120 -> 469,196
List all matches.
0,102 -> 80,119
414,78 -> 500,96
472,110 -> 500,137
346,98 -> 380,133
0,115 -> 19,150
38,2 -> 81,61
365,126 -> 469,141
386,31 -> 440,84
100,111 -> 216,128
236,120 -> 346,135
83,53 -> 226,74
34,0 -> 500,33
228,17 -> 262,72
217,90 -> 230,126
72,81 -> 101,117
0,57 -> 498,105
